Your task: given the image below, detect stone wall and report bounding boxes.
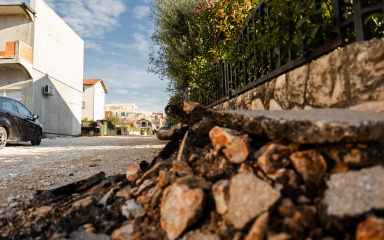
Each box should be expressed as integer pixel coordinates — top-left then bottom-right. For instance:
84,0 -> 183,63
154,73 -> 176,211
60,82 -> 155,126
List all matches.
213,37 -> 384,112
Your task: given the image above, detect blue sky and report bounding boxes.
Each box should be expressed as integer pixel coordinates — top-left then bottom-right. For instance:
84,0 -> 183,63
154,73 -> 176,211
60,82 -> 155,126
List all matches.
1,0 -> 169,114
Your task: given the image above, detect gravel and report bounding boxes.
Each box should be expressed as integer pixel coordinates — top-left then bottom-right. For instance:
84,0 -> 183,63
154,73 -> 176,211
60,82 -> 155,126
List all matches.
0,135 -> 166,206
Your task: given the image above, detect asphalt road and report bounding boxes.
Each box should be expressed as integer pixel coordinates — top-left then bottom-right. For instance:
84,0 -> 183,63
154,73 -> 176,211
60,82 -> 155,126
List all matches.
0,135 -> 166,209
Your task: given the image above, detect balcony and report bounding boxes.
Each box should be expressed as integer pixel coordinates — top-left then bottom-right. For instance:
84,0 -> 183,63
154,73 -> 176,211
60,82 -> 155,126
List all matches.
0,41 -> 33,78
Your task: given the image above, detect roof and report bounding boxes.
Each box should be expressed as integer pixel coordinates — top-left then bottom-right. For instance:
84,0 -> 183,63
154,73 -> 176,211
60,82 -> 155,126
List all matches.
105,111 -> 113,117
136,118 -> 153,124
83,79 -> 108,93
153,113 -> 164,118
0,3 -> 36,22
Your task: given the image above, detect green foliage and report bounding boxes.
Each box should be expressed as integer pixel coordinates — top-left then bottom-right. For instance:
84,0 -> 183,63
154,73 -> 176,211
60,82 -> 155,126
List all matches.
140,129 -> 145,135
365,7 -> 384,39
82,117 -> 89,122
106,115 -> 122,126
149,0 -> 203,96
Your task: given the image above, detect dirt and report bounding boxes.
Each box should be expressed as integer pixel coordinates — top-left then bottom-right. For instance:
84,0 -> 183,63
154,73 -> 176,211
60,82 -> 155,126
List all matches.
0,135 -> 166,206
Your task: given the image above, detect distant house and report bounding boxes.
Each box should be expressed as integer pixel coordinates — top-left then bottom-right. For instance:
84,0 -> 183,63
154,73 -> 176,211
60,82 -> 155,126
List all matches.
136,119 -> 154,130
82,79 -> 108,121
105,103 -> 152,122
0,0 -> 84,136
152,113 -> 164,129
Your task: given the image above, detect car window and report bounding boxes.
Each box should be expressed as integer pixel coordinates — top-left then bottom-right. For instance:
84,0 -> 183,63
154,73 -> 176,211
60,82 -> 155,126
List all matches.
82,122 -> 91,127
15,101 -> 32,118
1,98 -> 17,113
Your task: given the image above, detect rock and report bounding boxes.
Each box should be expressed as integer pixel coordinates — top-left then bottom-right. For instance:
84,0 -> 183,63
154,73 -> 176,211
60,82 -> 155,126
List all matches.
176,175 -> 211,190
37,171 -> 105,197
209,126 -> 251,164
245,212 -> 269,240
70,231 -> 110,240
182,232 -> 220,240
111,223 -> 136,240
323,166 -> 384,218
158,170 -> 171,188
238,163 -> 254,174
267,232 -> 292,240
157,127 -> 188,141
225,173 -> 281,229
136,159 -> 173,185
98,188 -> 119,207
72,197 -> 94,209
136,179 -> 155,196
121,199 -> 146,219
191,120 -> 216,147
161,184 -> 205,240
165,102 -> 213,126
277,198 -> 295,218
7,202 -> 18,210
28,206 -> 52,220
116,186 -> 131,199
126,164 -> 141,182
356,217 -> 384,240
290,150 -> 327,184
173,160 -> 194,176
257,144 -> 292,175
212,180 -> 230,215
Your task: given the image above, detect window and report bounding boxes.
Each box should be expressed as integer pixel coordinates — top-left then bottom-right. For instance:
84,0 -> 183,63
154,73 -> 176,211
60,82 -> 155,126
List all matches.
83,87 -> 85,92
1,98 -> 17,112
82,101 -> 85,109
15,101 -> 32,118
121,112 -> 125,116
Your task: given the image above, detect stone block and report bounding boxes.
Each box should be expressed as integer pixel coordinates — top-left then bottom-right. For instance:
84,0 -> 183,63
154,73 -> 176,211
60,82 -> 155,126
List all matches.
323,166 -> 384,218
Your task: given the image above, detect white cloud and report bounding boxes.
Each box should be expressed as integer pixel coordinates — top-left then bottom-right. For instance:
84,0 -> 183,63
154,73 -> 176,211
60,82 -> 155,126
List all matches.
104,77 -> 123,87
109,33 -> 150,58
114,89 -> 129,95
133,5 -> 150,19
53,0 -> 127,38
85,40 -> 102,51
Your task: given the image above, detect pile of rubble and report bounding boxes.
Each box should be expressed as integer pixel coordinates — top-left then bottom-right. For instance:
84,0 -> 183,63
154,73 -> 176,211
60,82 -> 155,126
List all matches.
1,102 -> 384,240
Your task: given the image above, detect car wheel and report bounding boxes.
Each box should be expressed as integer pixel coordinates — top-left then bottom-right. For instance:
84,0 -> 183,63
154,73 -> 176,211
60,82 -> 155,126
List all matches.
0,127 -> 7,150
31,131 -> 42,146
89,130 -> 95,136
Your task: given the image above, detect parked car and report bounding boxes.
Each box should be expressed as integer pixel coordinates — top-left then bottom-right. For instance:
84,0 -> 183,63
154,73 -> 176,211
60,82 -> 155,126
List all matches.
0,96 -> 43,149
81,121 -> 102,136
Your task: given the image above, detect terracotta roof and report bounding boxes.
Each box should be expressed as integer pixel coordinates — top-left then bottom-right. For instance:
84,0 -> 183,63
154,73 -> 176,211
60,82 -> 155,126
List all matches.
83,79 -> 108,94
136,118 -> 153,124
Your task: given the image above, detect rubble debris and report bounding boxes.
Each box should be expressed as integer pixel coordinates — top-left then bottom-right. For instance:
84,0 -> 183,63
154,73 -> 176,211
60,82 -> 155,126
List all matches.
1,102 -> 384,239
323,166 -> 384,218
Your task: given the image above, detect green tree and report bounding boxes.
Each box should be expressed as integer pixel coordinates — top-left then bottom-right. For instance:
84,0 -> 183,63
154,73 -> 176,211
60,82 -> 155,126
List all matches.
149,0 -> 203,98
106,115 -> 122,126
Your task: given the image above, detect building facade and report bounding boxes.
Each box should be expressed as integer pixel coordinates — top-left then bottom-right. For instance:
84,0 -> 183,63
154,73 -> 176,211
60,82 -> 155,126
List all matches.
105,103 -> 152,123
0,0 -> 84,136
82,79 -> 107,121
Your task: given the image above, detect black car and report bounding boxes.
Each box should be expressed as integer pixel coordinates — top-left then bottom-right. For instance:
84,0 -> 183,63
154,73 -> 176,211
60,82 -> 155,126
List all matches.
0,96 -> 43,149
81,121 -> 102,136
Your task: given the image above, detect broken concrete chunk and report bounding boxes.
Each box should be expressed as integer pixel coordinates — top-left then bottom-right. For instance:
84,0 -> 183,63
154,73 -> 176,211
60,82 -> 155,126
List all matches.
136,179 -> 155,196
121,199 -> 146,219
290,150 -> 327,184
126,164 -> 141,182
173,160 -> 194,176
225,173 -> 281,229
245,212 -> 269,240
70,231 -> 110,240
176,175 -> 211,190
160,184 -> 205,240
37,171 -> 105,197
257,143 -> 292,175
111,223 -> 136,240
209,126 -> 251,164
157,127 -> 188,141
212,180 -> 230,215
165,102 -> 213,126
98,188 -> 118,207
182,231 -> 220,240
323,166 -> 384,218
356,217 -> 384,240
158,170 -> 171,188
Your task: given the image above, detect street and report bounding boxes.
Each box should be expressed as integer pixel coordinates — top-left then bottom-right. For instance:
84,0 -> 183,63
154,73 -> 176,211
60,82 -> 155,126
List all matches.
0,135 -> 166,208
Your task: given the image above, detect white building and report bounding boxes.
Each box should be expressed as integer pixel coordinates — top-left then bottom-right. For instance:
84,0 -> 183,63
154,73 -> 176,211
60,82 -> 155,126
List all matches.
82,79 -> 108,121
0,0 -> 84,136
105,103 -> 152,122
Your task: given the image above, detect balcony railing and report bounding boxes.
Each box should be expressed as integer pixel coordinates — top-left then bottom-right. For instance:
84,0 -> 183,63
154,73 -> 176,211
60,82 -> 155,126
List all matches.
196,0 -> 384,107
0,41 -> 33,63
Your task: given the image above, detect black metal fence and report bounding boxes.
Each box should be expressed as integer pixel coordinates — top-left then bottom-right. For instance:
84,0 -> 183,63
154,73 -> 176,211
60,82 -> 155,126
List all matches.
195,0 -> 384,107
